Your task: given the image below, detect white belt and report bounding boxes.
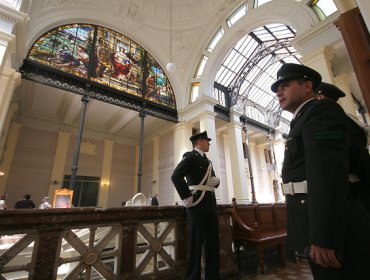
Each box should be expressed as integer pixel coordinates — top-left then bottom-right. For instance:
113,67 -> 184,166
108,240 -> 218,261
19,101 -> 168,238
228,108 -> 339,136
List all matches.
349,173 -> 361,183
189,185 -> 215,192
282,181 -> 307,195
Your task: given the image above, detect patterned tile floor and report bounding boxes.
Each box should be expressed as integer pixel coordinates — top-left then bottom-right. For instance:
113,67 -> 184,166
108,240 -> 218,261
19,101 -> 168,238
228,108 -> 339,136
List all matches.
241,260 -> 314,280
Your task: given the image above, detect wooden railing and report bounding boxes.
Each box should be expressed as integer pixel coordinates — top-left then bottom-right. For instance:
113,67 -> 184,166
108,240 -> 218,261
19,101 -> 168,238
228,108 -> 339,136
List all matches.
0,205 -> 238,280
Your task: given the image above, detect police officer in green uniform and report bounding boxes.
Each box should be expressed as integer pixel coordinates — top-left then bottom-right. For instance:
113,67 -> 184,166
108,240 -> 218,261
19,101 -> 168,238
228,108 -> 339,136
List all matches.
316,82 -> 370,279
271,63 -> 352,279
171,131 -> 220,280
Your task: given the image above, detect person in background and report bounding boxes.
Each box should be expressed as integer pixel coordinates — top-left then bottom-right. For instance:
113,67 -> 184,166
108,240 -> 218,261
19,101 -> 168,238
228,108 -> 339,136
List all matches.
171,131 -> 220,280
39,197 -> 52,209
151,193 -> 159,206
315,82 -> 370,279
0,194 -> 8,210
15,194 -> 36,209
271,63 -> 353,279
14,195 -> 25,209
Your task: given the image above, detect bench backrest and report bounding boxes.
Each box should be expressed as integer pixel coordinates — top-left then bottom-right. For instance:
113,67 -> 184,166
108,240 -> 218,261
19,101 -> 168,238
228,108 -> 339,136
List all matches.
232,203 -> 287,235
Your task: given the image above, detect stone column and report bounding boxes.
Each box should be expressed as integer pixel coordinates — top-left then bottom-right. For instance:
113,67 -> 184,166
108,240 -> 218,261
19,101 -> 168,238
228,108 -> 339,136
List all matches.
48,132 -> 71,198
301,46 -> 334,83
334,73 -> 357,116
199,111 -> 221,198
0,68 -> 20,138
272,127 -> 286,202
172,121 -> 193,203
222,133 -> 234,203
0,121 -> 22,194
0,102 -> 17,160
152,136 -> 159,195
226,109 -> 249,203
0,2 -> 27,141
173,121 -> 193,166
98,140 -> 114,207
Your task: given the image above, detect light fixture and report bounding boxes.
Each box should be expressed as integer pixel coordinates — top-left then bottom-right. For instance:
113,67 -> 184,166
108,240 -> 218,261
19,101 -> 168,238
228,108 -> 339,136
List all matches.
0,171 -> 4,177
166,0 -> 176,72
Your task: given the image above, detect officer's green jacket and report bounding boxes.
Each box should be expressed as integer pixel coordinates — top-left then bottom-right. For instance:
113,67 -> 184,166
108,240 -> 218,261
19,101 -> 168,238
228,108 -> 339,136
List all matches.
282,98 -> 350,253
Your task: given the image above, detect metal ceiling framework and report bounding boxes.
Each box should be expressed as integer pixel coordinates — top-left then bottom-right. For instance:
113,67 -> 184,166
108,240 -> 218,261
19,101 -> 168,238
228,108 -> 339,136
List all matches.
214,24 -> 300,129
20,60 -> 178,123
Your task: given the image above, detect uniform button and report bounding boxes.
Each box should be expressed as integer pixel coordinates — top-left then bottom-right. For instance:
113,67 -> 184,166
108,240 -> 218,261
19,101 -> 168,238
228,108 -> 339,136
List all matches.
301,200 -> 305,204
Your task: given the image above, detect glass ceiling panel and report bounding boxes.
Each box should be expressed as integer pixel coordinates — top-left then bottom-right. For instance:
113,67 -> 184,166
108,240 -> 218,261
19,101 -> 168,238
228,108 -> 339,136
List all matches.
215,23 -> 298,125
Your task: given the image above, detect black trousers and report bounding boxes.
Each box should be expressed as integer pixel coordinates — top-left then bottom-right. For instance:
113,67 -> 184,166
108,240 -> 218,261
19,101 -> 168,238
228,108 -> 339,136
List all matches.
308,251 -> 370,280
185,210 -> 220,280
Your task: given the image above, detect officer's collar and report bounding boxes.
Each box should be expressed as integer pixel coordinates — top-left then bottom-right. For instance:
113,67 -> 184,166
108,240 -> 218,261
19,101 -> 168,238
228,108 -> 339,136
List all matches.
292,98 -> 316,119
194,148 -> 204,157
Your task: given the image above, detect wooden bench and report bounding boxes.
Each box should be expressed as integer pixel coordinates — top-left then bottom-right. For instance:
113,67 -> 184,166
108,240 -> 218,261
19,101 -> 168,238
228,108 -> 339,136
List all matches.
231,202 -> 287,274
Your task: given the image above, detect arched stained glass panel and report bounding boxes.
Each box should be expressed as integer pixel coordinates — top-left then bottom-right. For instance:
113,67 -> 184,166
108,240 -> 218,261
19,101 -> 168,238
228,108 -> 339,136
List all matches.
27,23 -> 176,109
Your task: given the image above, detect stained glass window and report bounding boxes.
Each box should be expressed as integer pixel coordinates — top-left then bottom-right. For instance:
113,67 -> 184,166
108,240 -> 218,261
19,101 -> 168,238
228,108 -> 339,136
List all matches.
27,24 -> 176,109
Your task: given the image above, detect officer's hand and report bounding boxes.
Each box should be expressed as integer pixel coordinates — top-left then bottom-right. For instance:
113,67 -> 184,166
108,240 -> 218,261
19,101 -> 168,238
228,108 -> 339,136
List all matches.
310,244 -> 341,269
207,176 -> 220,187
183,196 -> 193,208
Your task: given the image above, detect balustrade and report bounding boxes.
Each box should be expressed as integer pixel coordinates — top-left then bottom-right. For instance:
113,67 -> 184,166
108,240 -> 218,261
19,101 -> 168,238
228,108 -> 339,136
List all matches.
0,205 -> 237,280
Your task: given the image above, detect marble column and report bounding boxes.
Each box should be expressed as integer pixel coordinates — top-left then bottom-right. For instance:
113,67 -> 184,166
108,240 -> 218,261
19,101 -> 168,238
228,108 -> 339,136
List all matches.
172,121 -> 193,203
98,139 -> 114,207
0,121 -> 22,194
48,132 -> 71,198
334,73 -> 357,116
226,110 -> 250,203
199,112 -> 223,199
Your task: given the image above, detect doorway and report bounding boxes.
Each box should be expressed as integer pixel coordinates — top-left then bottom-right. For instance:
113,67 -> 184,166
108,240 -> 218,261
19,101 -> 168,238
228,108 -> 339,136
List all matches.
63,175 -> 100,207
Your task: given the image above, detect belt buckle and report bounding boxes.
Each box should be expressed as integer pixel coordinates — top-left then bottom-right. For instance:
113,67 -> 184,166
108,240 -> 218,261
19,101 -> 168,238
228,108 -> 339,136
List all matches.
284,182 -> 294,195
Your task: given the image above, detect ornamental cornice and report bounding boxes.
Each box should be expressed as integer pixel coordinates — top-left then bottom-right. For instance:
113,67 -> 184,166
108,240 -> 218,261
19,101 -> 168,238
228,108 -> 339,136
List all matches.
178,95 -> 218,123
293,14 -> 341,56
0,2 -> 27,24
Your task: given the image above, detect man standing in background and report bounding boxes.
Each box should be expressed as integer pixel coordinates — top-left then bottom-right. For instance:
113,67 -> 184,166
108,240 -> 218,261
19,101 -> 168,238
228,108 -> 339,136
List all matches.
171,131 -> 220,280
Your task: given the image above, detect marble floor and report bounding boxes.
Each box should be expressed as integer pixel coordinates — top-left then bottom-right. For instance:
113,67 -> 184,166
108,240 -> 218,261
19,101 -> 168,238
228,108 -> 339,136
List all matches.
241,259 -> 313,280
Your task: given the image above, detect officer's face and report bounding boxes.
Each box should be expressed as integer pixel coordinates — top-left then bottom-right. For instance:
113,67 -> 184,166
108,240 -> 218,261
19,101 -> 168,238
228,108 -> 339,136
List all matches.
276,79 -> 312,113
198,139 -> 210,153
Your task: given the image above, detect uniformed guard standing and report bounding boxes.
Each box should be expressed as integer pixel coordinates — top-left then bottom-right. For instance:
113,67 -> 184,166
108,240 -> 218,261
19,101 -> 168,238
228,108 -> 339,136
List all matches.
171,131 -> 220,280
316,82 -> 370,279
271,63 -> 353,279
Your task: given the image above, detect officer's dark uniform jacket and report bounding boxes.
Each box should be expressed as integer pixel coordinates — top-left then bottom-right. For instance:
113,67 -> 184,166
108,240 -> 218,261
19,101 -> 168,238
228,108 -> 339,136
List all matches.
348,117 -> 370,186
282,98 -> 351,253
345,117 -> 370,253
171,149 -> 219,215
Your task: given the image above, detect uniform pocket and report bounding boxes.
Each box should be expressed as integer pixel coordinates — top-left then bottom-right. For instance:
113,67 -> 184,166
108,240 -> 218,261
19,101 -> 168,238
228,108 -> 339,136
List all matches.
286,195 -> 309,251
285,136 -> 304,169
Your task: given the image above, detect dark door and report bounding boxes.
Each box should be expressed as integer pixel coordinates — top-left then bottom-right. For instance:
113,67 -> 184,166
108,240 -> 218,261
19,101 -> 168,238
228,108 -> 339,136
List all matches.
63,175 -> 99,207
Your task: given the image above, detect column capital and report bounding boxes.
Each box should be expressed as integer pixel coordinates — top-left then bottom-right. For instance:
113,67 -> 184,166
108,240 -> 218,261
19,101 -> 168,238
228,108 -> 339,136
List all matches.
198,110 -> 217,122
179,95 -> 218,122
333,0 -> 357,13
229,107 -> 244,124
173,121 -> 192,130
104,139 -> 115,146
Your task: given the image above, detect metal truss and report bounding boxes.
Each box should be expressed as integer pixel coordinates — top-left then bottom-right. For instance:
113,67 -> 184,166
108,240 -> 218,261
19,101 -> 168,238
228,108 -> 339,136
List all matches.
19,60 -> 178,123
